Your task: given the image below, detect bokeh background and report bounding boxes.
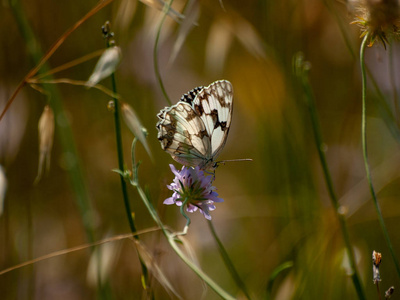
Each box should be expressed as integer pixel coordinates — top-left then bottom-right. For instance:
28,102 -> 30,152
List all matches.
1,0 -> 400,299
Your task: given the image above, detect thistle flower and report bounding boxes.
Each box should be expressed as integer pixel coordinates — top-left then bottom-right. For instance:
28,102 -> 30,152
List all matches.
164,164 -> 223,220
350,0 -> 400,47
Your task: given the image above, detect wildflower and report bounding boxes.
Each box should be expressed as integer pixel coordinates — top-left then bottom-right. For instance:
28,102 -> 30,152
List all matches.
350,0 -> 400,47
164,164 -> 223,220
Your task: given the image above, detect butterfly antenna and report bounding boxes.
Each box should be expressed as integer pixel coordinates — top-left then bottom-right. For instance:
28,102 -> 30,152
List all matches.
216,158 -> 253,166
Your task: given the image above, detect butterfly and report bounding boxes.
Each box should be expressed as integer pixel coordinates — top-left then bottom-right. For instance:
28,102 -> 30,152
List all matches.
156,80 -> 233,170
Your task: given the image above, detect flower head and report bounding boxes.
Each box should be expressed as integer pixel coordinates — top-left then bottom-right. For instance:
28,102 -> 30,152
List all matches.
350,0 -> 400,47
164,164 -> 223,220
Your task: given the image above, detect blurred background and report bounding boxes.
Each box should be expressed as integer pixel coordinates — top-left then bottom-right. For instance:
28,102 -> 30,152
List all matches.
1,0 -> 400,299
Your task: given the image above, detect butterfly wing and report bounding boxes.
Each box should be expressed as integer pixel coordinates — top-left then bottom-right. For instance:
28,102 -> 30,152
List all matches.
157,101 -> 211,167
157,80 -> 233,170
191,80 -> 233,161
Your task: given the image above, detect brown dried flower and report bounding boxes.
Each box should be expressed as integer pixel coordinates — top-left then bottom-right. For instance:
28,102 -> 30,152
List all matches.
350,0 -> 400,47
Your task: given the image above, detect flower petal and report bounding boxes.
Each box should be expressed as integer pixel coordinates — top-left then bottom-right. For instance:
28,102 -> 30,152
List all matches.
163,197 -> 175,205
163,165 -> 223,220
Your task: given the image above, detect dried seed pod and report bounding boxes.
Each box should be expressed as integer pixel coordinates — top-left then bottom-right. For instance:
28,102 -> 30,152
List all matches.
35,105 -> 54,184
372,250 -> 382,284
121,102 -> 152,159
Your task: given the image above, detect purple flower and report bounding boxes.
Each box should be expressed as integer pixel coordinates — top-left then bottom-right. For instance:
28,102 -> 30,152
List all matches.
164,164 -> 223,220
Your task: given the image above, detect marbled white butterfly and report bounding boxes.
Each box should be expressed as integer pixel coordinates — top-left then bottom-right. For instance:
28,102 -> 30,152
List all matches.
156,80 -> 233,170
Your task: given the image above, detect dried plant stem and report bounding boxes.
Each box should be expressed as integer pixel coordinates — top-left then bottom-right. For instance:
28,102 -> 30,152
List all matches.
8,0 -> 109,295
297,55 -> 366,300
1,0 -> 115,121
33,49 -> 105,80
28,78 -> 120,99
9,0 -> 96,244
360,33 -> 400,279
376,282 -> 382,300
0,230 -> 158,276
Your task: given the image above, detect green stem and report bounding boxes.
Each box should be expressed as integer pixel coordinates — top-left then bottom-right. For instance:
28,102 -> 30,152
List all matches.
9,0 -> 95,244
135,183 -> 235,299
360,33 -> 400,279
106,42 -> 151,293
297,55 -> 366,299
130,140 -> 235,300
179,198 -> 191,227
266,261 -> 293,299
109,62 -> 137,235
153,0 -> 173,106
167,233 -> 236,300
325,0 -> 400,143
207,220 -> 252,300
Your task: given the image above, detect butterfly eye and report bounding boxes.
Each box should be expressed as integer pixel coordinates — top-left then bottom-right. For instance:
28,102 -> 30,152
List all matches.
168,130 -> 175,137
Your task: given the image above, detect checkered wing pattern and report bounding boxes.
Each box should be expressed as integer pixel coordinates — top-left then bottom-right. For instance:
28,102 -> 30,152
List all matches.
156,80 -> 233,170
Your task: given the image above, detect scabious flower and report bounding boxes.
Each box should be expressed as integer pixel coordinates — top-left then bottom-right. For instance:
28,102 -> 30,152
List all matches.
164,164 -> 223,220
350,0 -> 400,47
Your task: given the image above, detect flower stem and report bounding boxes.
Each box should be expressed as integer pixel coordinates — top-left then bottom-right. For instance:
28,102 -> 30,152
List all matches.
207,220 -> 252,300
130,140 -> 235,299
180,198 -> 191,228
134,182 -> 235,299
295,54 -> 366,299
153,0 -> 173,106
376,281 -> 382,300
360,33 -> 400,279
105,38 -> 152,293
109,55 -> 137,235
